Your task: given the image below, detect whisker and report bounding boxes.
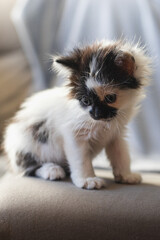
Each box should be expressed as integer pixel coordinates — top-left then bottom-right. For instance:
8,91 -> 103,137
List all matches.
114,118 -> 121,135
118,110 -> 127,121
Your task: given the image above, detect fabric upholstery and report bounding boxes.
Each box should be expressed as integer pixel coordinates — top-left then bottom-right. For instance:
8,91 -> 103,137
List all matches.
0,170 -> 160,240
0,0 -> 20,52
0,0 -> 32,147
0,50 -> 32,145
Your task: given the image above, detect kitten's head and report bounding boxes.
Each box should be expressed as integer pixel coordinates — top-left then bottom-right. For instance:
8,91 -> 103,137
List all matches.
53,40 -> 151,121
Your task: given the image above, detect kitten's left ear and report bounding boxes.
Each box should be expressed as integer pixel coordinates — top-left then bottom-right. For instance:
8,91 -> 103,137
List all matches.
114,49 -> 152,86
53,49 -> 81,76
114,51 -> 136,75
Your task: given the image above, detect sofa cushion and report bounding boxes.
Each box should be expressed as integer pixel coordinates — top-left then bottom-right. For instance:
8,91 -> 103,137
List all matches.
0,170 -> 160,240
0,50 -> 32,145
0,0 -> 20,53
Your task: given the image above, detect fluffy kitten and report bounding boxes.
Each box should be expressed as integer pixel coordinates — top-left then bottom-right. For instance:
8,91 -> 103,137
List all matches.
3,40 -> 151,189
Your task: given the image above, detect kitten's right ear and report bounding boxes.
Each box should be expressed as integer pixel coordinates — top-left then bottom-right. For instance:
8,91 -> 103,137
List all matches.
53,49 -> 81,76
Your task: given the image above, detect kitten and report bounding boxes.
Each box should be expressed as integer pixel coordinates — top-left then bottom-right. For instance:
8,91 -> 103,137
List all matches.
3,40 -> 151,189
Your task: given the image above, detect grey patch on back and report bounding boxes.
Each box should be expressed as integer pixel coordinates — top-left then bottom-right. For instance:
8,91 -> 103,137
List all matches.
32,120 -> 49,143
16,152 -> 40,176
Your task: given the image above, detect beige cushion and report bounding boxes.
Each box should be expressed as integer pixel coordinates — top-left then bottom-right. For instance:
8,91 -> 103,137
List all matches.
0,50 -> 32,144
0,0 -> 20,52
0,170 -> 160,240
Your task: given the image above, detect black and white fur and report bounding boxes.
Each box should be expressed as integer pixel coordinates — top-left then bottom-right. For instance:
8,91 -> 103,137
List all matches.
3,40 -> 151,189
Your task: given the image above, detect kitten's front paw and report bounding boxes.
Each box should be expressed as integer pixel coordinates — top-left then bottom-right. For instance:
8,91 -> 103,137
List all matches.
35,163 -> 66,180
73,177 -> 106,190
115,172 -> 142,184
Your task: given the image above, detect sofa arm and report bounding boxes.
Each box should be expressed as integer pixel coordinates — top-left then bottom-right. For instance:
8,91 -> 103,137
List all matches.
0,170 -> 160,240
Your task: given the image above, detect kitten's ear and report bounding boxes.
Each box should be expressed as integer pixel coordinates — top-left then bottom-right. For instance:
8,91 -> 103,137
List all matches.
53,49 -> 81,76
114,51 -> 136,75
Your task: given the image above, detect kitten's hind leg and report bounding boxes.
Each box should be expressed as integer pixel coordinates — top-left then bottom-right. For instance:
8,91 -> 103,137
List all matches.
14,151 -> 41,176
35,163 -> 66,181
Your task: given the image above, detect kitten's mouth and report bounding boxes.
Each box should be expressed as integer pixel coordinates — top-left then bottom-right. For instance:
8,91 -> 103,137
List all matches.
89,113 -> 114,122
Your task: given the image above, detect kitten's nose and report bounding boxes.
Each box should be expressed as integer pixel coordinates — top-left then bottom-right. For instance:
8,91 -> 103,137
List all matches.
89,107 -> 102,120
89,105 -> 117,120
94,107 -> 100,118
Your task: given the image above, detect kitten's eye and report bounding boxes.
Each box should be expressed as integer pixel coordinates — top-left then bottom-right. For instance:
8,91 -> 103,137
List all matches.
105,94 -> 117,104
81,97 -> 91,106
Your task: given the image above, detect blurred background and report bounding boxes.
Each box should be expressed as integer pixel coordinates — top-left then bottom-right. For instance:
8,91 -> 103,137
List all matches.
0,0 -> 160,175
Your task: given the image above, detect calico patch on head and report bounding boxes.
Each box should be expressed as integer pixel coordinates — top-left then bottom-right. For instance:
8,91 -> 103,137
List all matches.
53,40 -> 151,120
